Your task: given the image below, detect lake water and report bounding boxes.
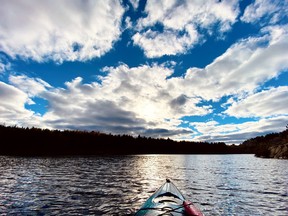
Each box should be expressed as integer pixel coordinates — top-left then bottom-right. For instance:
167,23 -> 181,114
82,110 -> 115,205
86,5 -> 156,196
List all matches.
0,154 -> 287,215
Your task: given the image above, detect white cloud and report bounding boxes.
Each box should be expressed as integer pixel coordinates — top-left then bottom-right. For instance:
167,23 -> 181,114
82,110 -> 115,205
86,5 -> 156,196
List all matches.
124,17 -> 133,30
224,86 -> 288,118
1,32 -> 287,139
0,0 -> 125,63
0,81 -> 29,113
100,64 -> 211,120
170,25 -> 288,101
0,62 -> 8,73
2,24 -> 287,140
133,0 -> 239,57
0,57 -> 11,73
9,75 -> 51,98
1,21 -> 287,141
0,81 -> 42,127
241,0 -> 288,25
129,0 -> 140,10
138,0 -> 239,30
190,116 -> 288,144
3,69 -> 195,138
37,64 -> 209,138
132,25 -> 198,58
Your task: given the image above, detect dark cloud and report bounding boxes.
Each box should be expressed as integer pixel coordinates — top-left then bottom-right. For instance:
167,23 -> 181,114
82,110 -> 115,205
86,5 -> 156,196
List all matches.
45,99 -> 145,127
44,98 -> 193,138
141,128 -> 192,138
170,94 -> 187,108
114,79 -> 141,94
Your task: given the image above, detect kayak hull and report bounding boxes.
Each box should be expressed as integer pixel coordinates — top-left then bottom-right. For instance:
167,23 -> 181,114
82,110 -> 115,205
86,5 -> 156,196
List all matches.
134,179 -> 203,216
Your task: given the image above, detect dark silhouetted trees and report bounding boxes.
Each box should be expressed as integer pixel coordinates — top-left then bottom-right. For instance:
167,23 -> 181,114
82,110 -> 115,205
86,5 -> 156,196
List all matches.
0,125 -> 240,156
238,127 -> 288,158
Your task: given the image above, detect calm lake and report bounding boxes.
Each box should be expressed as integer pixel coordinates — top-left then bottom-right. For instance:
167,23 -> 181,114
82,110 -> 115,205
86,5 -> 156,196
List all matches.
0,154 -> 287,215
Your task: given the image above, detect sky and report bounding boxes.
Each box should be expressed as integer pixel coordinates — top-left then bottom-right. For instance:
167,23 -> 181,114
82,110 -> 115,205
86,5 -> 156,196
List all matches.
0,0 -> 287,144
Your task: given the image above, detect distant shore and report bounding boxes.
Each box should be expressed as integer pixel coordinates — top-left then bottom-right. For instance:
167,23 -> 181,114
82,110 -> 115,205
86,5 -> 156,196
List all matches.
0,125 -> 287,158
241,127 -> 288,159
0,125 -> 243,156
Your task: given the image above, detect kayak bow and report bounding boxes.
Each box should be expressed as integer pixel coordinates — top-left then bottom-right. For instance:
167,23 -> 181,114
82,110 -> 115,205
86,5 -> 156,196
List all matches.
135,179 -> 204,216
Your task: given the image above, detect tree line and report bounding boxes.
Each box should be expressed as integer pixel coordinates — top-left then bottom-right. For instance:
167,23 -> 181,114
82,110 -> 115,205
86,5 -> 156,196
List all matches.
238,126 -> 288,158
1,124 -> 287,157
0,125 -> 241,156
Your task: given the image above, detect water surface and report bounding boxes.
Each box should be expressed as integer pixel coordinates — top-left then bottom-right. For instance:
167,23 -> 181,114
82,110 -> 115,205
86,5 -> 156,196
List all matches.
0,154 -> 287,215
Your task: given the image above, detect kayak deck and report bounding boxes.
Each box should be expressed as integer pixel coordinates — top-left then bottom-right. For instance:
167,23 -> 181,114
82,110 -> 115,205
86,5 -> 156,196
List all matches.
135,179 -> 203,216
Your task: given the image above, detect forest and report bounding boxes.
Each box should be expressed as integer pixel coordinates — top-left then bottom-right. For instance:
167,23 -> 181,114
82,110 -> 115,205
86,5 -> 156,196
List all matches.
0,124 -> 287,157
0,124 -> 240,156
239,126 -> 288,159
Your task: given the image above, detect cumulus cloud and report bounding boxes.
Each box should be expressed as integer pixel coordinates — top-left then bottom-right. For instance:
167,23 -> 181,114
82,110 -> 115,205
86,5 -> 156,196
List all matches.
170,25 -> 288,101
241,0 -> 288,25
0,81 -> 42,127
224,86 -> 288,118
133,0 -> 239,57
132,26 -> 198,58
0,81 -> 29,113
0,0 -> 125,62
1,20 -> 287,141
36,64 -> 203,138
2,24 -> 287,140
9,75 -> 51,97
100,64 -> 211,120
190,116 -> 288,144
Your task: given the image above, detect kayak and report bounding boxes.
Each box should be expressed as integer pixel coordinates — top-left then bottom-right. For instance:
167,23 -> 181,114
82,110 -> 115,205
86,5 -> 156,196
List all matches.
135,179 -> 204,216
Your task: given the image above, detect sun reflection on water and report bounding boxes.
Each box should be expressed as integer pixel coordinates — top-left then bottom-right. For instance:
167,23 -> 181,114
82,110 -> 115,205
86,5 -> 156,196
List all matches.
0,155 -> 286,215
133,154 -> 188,205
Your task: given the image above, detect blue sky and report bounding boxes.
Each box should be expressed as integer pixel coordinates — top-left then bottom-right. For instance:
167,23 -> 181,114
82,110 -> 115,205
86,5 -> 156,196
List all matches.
0,0 -> 287,144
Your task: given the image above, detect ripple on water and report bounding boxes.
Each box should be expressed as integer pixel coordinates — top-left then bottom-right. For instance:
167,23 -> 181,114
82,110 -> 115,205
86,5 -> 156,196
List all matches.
0,155 -> 287,215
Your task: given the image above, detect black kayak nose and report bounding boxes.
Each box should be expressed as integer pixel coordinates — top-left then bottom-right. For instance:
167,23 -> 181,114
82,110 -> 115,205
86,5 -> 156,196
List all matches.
166,178 -> 171,183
